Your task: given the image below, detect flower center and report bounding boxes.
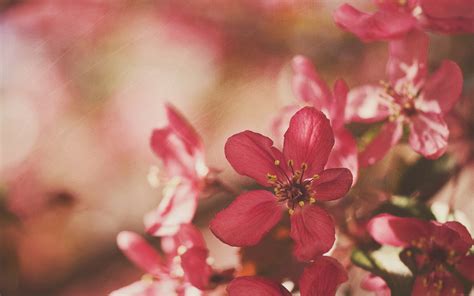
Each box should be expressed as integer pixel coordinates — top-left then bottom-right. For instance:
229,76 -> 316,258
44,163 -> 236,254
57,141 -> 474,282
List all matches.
267,160 -> 319,215
380,80 -> 421,119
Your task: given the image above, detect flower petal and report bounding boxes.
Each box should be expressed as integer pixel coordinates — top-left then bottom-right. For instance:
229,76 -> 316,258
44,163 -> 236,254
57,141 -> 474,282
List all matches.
225,131 -> 285,186
345,85 -> 391,123
290,206 -> 335,261
283,107 -> 334,176
291,55 -> 332,111
165,103 -> 203,155
144,181 -> 198,237
311,168 -> 353,201
271,105 -> 300,148
116,231 -> 166,276
326,129 -> 359,184
408,112 -> 449,159
299,256 -> 348,296
421,60 -> 463,114
227,276 -> 291,296
387,29 -> 429,84
359,120 -> 403,167
367,214 -> 431,247
209,190 -> 282,246
360,274 -> 390,295
181,247 -> 212,290
420,0 -> 474,33
330,79 -> 349,130
161,224 -> 207,255
333,4 -> 416,41
456,254 -> 474,282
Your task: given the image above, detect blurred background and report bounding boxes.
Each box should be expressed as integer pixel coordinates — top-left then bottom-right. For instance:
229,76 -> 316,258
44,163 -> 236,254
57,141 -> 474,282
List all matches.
1,0 -> 473,295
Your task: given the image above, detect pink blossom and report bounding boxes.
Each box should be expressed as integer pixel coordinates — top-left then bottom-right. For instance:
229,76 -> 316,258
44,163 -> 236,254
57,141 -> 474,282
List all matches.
273,55 -> 358,182
368,214 -> 473,295
333,0 -> 474,41
227,256 -> 348,296
111,224 -> 212,295
361,274 -> 391,296
210,107 -> 353,261
346,30 -> 462,166
145,104 -> 210,237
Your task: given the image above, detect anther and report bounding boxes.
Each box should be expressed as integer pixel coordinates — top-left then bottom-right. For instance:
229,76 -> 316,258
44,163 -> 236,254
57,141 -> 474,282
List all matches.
309,197 -> 316,204
274,160 -> 280,166
177,245 -> 187,255
298,201 -> 305,207
288,209 -> 295,215
312,174 -> 320,180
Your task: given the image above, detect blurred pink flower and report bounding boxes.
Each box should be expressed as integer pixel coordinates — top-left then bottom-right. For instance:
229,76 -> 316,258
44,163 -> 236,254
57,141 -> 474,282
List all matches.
361,274 -> 391,296
333,0 -> 474,41
210,107 -> 352,261
145,104 -> 210,237
273,55 -> 358,182
346,30 -> 463,166
368,214 -> 473,295
227,256 -> 347,296
112,225 -> 212,295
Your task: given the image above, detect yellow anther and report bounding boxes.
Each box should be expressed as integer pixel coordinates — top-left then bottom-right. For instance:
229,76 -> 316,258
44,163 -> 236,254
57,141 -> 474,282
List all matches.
141,274 -> 154,283
288,209 -> 295,215
177,245 -> 187,255
301,162 -> 308,170
288,160 -> 294,167
298,201 -> 305,207
309,197 -> 316,204
274,159 -> 280,166
388,115 -> 397,122
312,174 -> 320,180
406,250 -> 412,256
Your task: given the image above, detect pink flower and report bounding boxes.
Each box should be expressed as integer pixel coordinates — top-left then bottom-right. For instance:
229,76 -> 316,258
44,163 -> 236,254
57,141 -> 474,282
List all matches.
274,55 -> 358,182
145,104 -> 210,237
346,30 -> 462,166
361,274 -> 391,296
111,224 -> 212,295
333,0 -> 474,41
210,107 -> 353,261
368,214 -> 474,295
227,256 -> 348,296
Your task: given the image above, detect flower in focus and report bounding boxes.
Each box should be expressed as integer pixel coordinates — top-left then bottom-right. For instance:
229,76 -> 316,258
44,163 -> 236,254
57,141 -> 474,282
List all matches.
145,104 -> 210,237
346,30 -> 463,166
227,256 -> 348,296
333,0 -> 474,42
210,107 -> 353,261
273,55 -> 358,182
111,224 -> 212,295
368,214 -> 474,295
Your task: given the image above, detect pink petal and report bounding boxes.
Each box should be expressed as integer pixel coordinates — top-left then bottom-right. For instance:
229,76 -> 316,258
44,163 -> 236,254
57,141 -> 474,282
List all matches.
367,214 -> 431,247
116,231 -> 166,276
144,182 -> 198,237
431,222 -> 472,254
420,0 -> 474,20
421,60 -> 463,114
227,276 -> 291,296
299,256 -> 348,296
326,129 -> 359,184
361,274 -> 390,296
359,120 -> 403,167
271,105 -> 300,148
283,107 -> 334,176
333,4 -> 417,41
387,29 -> 429,84
290,206 -> 336,261
345,85 -> 391,123
408,112 -> 449,159
209,190 -> 282,246
291,55 -> 332,110
110,280 -> 170,296
311,168 -> 353,201
374,0 -> 418,11
165,103 -> 203,156
444,221 -> 473,245
150,128 -> 199,180
330,79 -> 349,130
161,224 -> 207,255
225,131 -> 286,187
456,255 -> 474,282
181,247 -> 212,290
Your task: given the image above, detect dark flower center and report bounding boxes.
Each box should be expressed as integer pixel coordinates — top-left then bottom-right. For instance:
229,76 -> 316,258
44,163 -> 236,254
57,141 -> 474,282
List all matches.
267,160 -> 319,214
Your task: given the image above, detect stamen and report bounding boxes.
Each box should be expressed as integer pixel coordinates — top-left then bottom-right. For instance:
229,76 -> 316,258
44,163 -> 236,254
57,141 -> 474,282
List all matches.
177,245 -> 187,255
288,209 -> 295,215
309,197 -> 316,204
312,174 -> 320,180
298,201 -> 304,207
274,159 -> 280,166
